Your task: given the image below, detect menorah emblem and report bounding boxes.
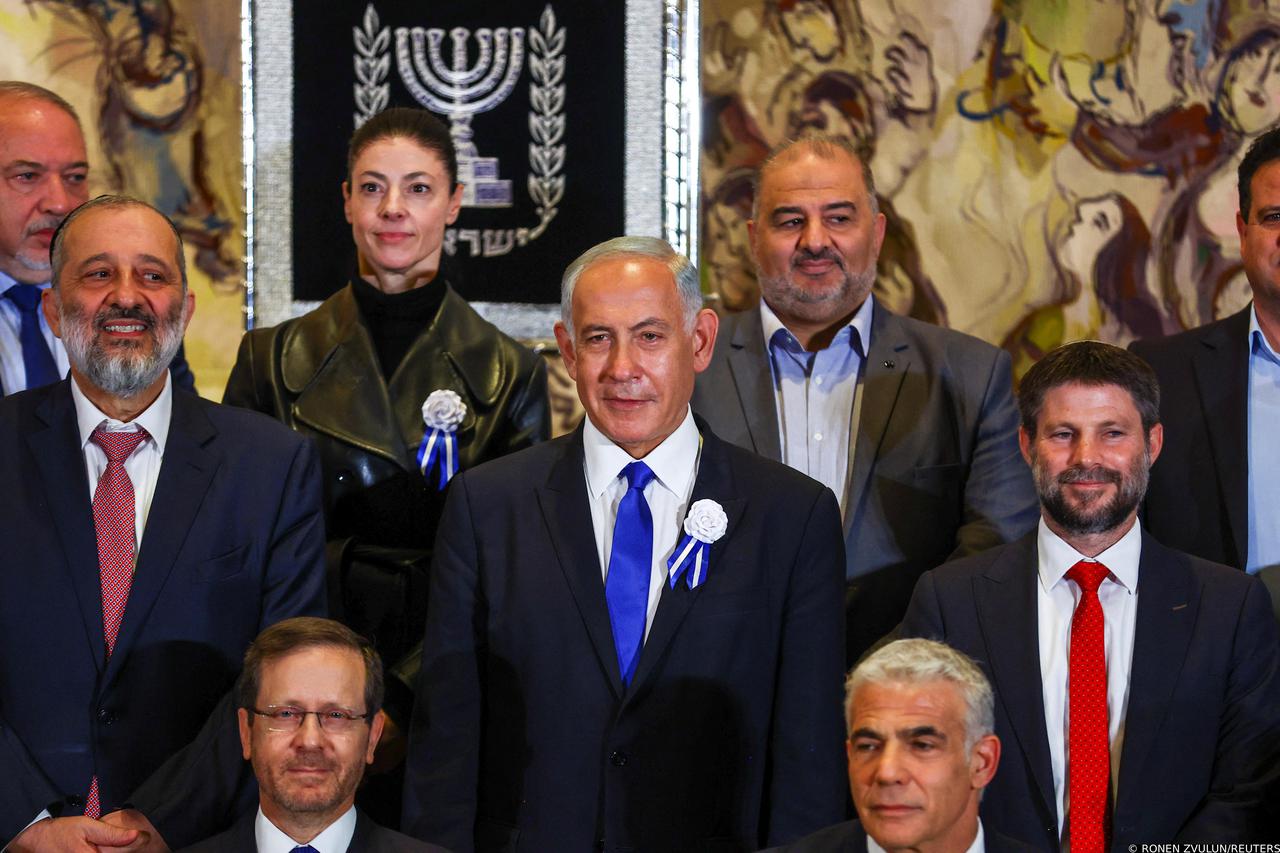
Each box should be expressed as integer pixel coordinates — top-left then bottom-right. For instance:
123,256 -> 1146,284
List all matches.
394,25 -> 526,208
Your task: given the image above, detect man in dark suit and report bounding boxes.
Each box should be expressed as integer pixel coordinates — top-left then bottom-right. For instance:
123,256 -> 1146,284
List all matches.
762,638 -> 1033,853
1,195 -> 326,849
182,618 -> 445,853
692,135 -> 1037,664
0,80 -> 194,396
901,341 -> 1280,849
403,236 -> 848,851
1129,125 -> 1280,615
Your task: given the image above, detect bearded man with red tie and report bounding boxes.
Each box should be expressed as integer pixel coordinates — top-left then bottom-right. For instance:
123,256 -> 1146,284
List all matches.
0,195 -> 325,849
901,341 -> 1280,849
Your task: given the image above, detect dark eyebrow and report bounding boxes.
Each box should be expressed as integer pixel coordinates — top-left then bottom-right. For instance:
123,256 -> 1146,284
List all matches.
358,170 -> 434,181
630,317 -> 670,332
3,159 -> 88,171
137,253 -> 176,271
850,727 -> 885,741
900,725 -> 946,740
75,252 -> 113,269
769,200 -> 857,218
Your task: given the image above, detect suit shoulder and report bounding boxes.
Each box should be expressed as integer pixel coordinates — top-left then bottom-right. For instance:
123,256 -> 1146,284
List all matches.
454,432 -> 571,489
192,394 -> 313,454
759,819 -> 861,852
924,536 -> 1025,582
718,436 -> 831,502
1129,310 -> 1244,364
888,312 -> 1007,362
357,810 -> 451,852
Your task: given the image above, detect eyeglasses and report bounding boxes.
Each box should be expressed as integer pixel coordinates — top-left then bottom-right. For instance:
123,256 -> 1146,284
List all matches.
250,706 -> 370,733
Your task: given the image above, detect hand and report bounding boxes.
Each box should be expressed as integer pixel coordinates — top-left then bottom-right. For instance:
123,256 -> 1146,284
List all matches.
8,817 -> 138,852
100,810 -> 169,853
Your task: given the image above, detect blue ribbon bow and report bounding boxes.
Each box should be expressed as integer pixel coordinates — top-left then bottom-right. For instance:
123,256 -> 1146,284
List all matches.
416,426 -> 458,490
667,533 -> 711,589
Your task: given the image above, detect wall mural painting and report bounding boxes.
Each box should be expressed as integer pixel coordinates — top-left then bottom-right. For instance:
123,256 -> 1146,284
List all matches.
701,0 -> 1280,378
0,0 -> 245,396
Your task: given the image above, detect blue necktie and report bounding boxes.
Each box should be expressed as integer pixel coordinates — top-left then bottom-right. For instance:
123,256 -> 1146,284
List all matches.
4,284 -> 59,388
290,846 -> 319,853
606,461 -> 655,686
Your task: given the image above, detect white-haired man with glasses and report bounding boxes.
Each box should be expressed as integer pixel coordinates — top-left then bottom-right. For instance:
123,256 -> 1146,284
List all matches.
182,618 -> 445,853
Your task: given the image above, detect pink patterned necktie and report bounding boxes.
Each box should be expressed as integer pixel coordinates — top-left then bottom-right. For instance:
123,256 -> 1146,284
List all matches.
1066,560 -> 1111,853
84,425 -> 148,818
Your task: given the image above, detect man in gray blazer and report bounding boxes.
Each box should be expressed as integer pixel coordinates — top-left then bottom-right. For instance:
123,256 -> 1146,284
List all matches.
692,136 -> 1037,664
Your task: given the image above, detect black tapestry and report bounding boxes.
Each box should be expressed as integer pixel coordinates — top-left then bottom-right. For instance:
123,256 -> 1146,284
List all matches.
290,0 -> 626,305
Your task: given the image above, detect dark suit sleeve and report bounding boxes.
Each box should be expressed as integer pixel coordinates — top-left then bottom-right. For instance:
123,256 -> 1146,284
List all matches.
168,343 -> 197,393
259,435 -> 328,627
1176,576 -> 1280,841
899,570 -> 947,641
125,692 -> 256,849
952,349 -> 1038,558
402,474 -> 483,851
766,487 -> 849,844
0,711 -> 62,843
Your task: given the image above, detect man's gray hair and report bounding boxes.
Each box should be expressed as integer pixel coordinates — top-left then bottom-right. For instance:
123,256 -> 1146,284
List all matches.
846,638 -> 995,750
752,133 -> 879,221
560,236 -> 702,337
50,195 -> 188,293
0,81 -> 82,128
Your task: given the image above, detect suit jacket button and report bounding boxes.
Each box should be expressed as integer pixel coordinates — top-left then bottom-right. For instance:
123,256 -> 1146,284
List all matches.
335,469 -> 351,483
97,708 -> 115,724
608,750 -> 628,767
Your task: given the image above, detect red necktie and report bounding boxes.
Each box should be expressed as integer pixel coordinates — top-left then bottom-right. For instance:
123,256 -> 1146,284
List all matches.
1066,560 -> 1111,853
84,426 -> 149,818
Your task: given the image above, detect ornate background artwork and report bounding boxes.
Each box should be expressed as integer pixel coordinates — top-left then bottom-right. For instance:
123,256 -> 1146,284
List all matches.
0,0 -> 246,397
700,0 -> 1280,377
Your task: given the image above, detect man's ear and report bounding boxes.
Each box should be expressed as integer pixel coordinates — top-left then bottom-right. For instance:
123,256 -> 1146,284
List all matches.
1018,425 -> 1034,467
690,309 -> 720,374
237,708 -> 253,761
366,709 -> 387,764
970,734 -> 1001,790
554,321 -> 577,381
41,287 -> 62,339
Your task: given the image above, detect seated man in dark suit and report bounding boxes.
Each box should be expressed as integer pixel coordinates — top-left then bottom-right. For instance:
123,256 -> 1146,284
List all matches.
1,195 -> 325,850
763,638 -> 1033,853
404,236 -> 848,851
902,341 -> 1280,849
182,618 -> 445,852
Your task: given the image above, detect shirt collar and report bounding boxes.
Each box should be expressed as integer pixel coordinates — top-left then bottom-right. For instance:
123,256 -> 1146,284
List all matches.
866,817 -> 984,853
0,269 -> 51,294
255,805 -> 357,853
1036,515 -> 1142,594
1249,303 -> 1280,367
70,370 -> 172,456
583,406 -> 699,501
760,293 -> 873,355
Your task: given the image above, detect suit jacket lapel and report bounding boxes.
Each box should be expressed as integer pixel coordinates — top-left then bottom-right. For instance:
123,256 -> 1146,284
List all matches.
627,427 -> 747,697
1115,533 -> 1197,815
285,286 -> 411,470
28,382 -> 103,670
975,535 -> 1056,818
845,303 -> 910,535
536,428 -> 624,696
106,390 -> 220,683
725,308 -> 783,461
1190,308 -> 1250,566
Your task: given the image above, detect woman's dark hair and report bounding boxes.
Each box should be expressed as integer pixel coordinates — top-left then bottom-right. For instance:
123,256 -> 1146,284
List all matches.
347,107 -> 458,188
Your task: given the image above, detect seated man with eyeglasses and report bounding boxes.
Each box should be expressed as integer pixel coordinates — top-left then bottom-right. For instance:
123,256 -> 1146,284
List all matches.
182,618 -> 447,853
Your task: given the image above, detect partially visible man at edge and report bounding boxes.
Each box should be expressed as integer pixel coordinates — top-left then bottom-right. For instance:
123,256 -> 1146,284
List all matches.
0,80 -> 194,395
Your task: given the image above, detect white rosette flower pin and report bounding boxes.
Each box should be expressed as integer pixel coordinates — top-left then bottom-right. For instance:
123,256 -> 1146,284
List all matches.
417,389 -> 467,489
667,499 -> 728,589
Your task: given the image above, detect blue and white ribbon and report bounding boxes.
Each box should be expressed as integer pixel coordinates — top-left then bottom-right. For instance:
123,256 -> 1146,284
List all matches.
417,389 -> 466,490
416,426 -> 458,490
667,499 -> 728,589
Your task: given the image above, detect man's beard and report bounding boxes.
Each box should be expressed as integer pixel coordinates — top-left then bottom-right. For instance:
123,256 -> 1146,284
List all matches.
1033,451 -> 1150,536
60,299 -> 185,399
257,750 -> 362,815
756,247 -> 876,324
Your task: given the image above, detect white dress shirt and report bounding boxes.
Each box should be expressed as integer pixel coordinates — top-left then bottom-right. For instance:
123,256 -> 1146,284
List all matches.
1036,517 -> 1141,848
583,407 -> 700,638
867,818 -> 985,853
761,295 -> 871,513
71,372 -> 173,547
0,270 -> 71,394
255,805 -> 357,853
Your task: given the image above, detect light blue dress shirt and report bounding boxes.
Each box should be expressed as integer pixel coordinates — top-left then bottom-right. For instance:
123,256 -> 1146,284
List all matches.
761,295 -> 872,512
0,269 -> 70,395
1247,306 -> 1280,574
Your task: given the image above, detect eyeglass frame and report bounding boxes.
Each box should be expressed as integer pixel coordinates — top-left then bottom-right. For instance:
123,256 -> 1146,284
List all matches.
248,705 -> 372,733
